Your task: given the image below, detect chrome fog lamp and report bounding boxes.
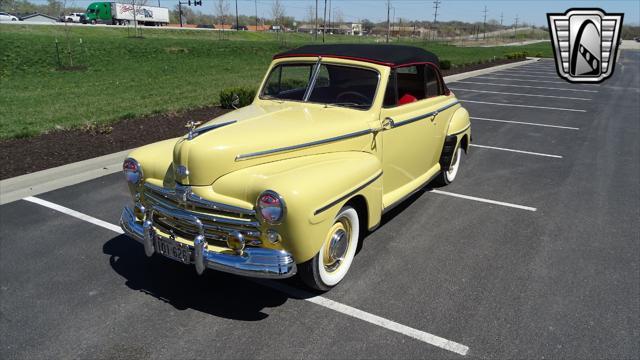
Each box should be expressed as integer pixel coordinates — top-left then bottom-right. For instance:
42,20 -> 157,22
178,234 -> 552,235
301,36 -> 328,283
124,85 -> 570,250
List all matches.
266,229 -> 281,244
123,158 -> 143,185
256,190 -> 286,225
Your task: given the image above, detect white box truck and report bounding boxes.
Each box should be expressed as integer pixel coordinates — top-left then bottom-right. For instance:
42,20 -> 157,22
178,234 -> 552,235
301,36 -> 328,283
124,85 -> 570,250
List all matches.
84,2 -> 169,26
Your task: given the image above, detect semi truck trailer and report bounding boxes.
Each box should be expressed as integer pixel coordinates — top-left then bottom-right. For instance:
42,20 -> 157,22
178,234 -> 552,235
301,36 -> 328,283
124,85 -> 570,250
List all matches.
83,2 -> 169,26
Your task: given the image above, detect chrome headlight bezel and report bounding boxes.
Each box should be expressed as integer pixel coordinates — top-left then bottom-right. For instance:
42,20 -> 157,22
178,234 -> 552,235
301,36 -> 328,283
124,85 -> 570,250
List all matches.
123,157 -> 144,185
256,190 -> 286,225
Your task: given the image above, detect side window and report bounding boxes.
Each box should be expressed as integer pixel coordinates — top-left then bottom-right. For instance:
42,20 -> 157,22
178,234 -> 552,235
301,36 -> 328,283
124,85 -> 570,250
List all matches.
383,71 -> 397,107
425,65 -> 444,98
396,65 -> 425,104
315,64 -> 330,88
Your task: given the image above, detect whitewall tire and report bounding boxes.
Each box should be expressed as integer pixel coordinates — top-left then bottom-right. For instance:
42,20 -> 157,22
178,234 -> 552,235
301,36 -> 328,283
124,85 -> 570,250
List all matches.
299,206 -> 360,291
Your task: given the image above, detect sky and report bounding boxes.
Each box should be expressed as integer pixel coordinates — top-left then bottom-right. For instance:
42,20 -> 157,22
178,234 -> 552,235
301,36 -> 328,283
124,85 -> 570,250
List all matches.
33,0 -> 640,26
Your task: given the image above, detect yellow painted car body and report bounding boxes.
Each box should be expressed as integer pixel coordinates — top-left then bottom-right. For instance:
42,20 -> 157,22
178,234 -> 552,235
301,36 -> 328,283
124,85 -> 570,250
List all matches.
123,54 -> 471,273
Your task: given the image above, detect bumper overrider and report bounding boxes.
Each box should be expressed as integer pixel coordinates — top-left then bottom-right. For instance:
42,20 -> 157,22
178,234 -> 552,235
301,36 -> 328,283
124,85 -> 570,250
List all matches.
119,206 -> 297,279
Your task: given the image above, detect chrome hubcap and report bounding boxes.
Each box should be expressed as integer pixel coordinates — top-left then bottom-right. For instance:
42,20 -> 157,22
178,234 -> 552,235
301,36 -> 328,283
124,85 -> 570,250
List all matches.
323,218 -> 352,272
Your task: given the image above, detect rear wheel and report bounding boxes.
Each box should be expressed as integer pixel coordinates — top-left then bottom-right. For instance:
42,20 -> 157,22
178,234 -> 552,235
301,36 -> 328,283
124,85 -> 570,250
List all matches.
436,145 -> 462,185
299,206 -> 360,291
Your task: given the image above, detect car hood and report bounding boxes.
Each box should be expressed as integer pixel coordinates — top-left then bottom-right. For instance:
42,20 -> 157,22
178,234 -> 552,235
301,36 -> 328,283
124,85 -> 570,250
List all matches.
172,102 -> 375,186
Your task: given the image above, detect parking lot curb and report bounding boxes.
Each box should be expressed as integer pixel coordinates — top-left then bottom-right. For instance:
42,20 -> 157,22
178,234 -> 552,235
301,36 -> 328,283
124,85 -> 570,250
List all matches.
443,57 -> 540,83
0,150 -> 130,205
0,58 -> 540,205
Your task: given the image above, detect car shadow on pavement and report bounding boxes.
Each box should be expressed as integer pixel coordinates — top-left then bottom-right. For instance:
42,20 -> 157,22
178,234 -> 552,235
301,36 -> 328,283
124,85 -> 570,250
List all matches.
103,234 -> 309,321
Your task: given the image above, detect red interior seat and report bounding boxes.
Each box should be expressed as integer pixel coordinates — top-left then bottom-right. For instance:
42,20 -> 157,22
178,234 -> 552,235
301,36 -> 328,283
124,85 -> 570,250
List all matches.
398,93 -> 417,105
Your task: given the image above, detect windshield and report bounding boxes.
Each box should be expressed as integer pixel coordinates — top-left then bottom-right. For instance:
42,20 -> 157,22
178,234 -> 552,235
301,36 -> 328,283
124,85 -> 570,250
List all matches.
261,61 -> 379,110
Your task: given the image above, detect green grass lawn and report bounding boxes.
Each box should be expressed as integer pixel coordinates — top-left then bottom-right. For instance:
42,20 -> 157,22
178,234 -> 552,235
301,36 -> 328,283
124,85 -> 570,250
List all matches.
0,24 -> 552,139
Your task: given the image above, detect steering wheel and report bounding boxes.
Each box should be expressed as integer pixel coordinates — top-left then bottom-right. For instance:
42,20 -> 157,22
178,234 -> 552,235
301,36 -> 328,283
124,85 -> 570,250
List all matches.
335,91 -> 370,104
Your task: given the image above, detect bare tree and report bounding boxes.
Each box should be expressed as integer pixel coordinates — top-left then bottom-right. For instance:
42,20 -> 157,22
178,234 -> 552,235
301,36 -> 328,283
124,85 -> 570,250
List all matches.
214,0 -> 229,27
306,5 -> 315,24
271,0 -> 284,27
333,7 -> 343,25
123,0 -> 147,37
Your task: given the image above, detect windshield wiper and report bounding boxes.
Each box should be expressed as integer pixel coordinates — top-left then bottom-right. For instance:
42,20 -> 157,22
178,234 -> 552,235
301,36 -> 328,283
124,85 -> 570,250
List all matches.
261,95 -> 285,103
324,102 -> 369,109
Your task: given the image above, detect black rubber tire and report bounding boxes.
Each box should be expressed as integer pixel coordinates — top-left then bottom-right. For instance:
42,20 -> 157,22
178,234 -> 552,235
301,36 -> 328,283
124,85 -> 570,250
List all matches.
298,253 -> 332,292
434,145 -> 462,186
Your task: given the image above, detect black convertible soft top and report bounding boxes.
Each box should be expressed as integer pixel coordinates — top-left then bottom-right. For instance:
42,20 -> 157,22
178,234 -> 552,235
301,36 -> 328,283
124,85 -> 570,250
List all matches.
273,44 -> 440,68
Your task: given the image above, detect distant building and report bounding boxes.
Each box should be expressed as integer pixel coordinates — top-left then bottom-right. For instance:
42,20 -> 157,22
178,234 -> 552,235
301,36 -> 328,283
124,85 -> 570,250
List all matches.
20,13 -> 58,23
247,24 -> 269,32
297,22 -> 362,35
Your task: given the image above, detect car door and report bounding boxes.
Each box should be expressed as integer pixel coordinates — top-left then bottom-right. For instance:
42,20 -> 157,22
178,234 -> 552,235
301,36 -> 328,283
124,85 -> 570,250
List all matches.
379,64 -> 449,205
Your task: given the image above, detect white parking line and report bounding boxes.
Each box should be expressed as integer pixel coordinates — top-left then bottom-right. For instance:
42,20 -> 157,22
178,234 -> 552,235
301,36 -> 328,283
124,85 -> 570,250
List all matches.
22,196 -> 471,356
501,70 -> 559,75
491,72 -> 560,79
23,196 -> 124,233
449,88 -> 590,101
429,190 -> 537,211
455,81 -> 598,93
461,99 -> 586,112
470,144 -> 563,158
474,76 -> 571,84
471,117 -> 580,130
259,280 -> 470,355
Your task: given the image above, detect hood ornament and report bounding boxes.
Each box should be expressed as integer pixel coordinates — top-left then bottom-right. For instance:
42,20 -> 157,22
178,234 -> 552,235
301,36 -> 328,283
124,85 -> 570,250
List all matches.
183,120 -> 238,141
185,121 -> 203,140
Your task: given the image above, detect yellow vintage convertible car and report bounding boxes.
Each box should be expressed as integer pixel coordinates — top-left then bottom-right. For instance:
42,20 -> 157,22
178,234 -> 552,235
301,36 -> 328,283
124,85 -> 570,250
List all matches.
120,44 -> 471,290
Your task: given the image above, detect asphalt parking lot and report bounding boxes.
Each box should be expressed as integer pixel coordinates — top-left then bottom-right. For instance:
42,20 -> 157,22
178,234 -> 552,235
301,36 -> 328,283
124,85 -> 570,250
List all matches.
1,53 -> 638,359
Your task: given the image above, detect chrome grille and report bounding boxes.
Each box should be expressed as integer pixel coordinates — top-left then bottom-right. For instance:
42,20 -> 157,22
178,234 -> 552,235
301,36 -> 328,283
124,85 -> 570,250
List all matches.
142,183 -> 261,247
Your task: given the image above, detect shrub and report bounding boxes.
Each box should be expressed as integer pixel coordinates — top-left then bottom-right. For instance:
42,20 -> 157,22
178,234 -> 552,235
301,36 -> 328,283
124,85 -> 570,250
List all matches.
440,59 -> 451,70
219,87 -> 256,109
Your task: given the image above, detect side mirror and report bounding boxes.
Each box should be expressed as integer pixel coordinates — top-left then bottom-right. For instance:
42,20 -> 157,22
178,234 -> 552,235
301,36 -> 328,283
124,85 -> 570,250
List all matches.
231,94 -> 240,109
372,117 -> 395,133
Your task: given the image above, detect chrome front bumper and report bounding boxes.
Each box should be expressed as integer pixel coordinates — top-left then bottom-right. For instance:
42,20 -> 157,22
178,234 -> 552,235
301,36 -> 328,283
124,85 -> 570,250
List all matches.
119,206 -> 297,279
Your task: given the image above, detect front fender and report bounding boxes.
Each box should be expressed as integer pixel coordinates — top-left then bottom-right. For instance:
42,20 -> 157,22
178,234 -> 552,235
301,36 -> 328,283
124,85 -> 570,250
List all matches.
212,151 -> 383,263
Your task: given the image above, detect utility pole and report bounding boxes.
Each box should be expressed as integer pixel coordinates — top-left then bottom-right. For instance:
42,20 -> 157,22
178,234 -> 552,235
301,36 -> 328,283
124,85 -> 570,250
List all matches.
482,5 -> 488,40
328,0 -> 331,34
500,12 -> 503,27
255,0 -> 258,31
315,0 -> 318,40
157,0 -> 160,7
235,0 -> 239,30
386,0 -> 390,43
432,0 -> 441,41
178,1 -> 182,27
323,0 -> 327,43
514,14 -> 519,38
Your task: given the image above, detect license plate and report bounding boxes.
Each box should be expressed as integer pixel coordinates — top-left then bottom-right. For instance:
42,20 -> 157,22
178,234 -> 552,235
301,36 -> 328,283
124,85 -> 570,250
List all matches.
154,235 -> 192,264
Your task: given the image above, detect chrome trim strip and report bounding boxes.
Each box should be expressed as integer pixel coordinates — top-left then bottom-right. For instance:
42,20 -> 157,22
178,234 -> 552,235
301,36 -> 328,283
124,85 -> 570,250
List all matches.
236,129 -> 373,161
303,57 -> 322,101
314,171 -> 383,215
449,124 -> 471,136
144,182 -> 255,216
392,100 -> 461,128
185,120 -> 237,140
382,172 -> 439,215
151,202 -> 260,228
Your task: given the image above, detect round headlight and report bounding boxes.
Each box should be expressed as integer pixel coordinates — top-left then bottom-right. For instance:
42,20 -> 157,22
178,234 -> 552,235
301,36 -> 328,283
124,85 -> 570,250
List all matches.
123,157 -> 143,185
256,190 -> 286,225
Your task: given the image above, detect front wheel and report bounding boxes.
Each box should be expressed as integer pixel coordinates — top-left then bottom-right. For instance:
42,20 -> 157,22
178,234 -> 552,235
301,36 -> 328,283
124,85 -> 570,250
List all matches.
299,206 -> 360,291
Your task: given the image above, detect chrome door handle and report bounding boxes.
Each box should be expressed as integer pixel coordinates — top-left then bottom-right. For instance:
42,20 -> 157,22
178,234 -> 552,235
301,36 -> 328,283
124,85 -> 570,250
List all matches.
382,117 -> 395,130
